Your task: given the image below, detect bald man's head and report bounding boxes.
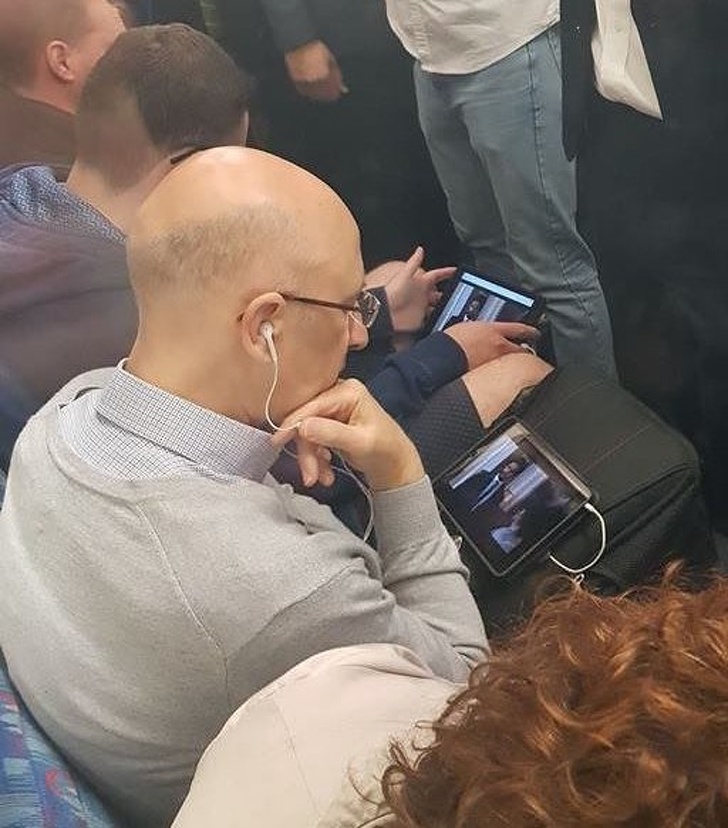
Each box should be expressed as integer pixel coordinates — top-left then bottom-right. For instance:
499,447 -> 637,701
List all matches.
0,0 -> 124,110
128,147 -> 361,307
125,147 -> 368,423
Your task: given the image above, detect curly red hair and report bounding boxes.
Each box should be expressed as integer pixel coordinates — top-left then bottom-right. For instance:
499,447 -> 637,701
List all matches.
383,571 -> 728,827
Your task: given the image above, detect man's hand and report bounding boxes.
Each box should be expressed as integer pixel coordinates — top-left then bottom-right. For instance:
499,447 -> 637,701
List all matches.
445,321 -> 540,369
366,246 -> 455,334
271,379 -> 424,492
284,40 -> 348,102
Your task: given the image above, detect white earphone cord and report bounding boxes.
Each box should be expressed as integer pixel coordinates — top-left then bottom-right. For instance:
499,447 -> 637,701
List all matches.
281,444 -> 375,543
548,502 -> 607,576
263,326 -> 374,542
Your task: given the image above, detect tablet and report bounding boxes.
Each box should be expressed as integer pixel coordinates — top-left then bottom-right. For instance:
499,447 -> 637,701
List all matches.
429,267 -> 545,332
433,420 -> 591,578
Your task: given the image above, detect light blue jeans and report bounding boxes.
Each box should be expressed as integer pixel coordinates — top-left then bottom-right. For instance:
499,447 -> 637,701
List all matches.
414,25 -> 616,377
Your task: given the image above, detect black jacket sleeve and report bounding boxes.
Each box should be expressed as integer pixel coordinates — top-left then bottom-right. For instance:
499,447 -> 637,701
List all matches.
258,0 -> 318,53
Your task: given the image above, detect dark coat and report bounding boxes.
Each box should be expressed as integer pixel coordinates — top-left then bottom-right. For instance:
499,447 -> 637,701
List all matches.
561,0 -> 727,159
0,86 -> 75,179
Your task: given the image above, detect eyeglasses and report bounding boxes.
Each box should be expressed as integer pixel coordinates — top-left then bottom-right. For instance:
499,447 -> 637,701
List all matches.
279,289 -> 381,329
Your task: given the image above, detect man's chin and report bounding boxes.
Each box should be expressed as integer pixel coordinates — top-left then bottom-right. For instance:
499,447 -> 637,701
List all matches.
301,376 -> 341,407
272,376 -> 342,426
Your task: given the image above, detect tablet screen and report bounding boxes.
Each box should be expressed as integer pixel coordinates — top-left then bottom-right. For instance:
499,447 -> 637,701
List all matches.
432,270 -> 538,332
434,422 -> 590,577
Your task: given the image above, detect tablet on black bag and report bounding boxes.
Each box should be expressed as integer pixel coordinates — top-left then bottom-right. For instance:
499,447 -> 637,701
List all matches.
434,419 -> 592,578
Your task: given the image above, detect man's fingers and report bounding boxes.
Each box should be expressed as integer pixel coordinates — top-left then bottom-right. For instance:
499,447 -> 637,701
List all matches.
298,416 -> 361,459
291,434 -> 336,487
405,245 -> 425,268
422,265 -> 456,287
395,246 -> 425,282
297,79 -> 344,102
330,63 -> 348,94
499,337 -> 527,356
492,322 -> 540,342
269,423 -> 299,449
426,288 -> 442,309
295,435 -> 322,486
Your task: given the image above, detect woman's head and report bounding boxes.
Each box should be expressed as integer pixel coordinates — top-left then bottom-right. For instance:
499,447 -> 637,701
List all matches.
383,571 -> 728,827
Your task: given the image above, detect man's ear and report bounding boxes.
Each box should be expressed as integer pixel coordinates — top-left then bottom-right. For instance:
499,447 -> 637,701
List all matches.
46,40 -> 75,84
237,292 -> 286,362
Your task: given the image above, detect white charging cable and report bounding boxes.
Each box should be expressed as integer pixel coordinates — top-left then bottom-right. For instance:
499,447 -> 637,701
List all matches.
548,501 -> 607,576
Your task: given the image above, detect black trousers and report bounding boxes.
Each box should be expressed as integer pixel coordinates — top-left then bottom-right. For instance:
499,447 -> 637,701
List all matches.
575,92 -> 728,528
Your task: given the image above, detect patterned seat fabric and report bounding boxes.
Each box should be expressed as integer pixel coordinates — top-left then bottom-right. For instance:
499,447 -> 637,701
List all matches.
0,653 -> 122,828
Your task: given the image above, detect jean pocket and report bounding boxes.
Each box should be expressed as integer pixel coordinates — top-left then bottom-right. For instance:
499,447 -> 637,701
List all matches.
546,22 -> 562,76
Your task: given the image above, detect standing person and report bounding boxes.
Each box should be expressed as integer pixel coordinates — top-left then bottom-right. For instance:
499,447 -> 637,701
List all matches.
383,1 -> 616,377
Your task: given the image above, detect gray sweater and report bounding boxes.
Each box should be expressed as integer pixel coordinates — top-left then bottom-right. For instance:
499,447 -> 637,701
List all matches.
0,368 -> 486,827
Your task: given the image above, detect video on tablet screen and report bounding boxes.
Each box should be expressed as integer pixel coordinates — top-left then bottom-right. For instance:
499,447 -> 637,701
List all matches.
432,270 -> 536,332
437,428 -> 586,572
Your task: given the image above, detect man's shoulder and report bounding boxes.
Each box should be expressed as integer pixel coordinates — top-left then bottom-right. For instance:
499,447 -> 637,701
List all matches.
13,376 -> 364,589
0,89 -> 74,177
0,170 -> 128,311
9,371 -> 114,466
40,368 -> 117,412
17,386 -> 336,542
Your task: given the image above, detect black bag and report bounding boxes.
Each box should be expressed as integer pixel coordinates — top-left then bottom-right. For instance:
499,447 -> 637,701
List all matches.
408,366 -> 717,633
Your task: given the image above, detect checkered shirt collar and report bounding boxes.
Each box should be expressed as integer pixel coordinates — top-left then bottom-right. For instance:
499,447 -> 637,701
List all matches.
96,365 -> 279,482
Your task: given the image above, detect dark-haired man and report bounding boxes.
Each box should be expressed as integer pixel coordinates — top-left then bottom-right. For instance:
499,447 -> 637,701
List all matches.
0,0 -> 125,176
0,23 -> 251,409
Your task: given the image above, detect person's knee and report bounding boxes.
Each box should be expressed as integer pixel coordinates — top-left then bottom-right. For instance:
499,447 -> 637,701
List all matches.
461,352 -> 553,426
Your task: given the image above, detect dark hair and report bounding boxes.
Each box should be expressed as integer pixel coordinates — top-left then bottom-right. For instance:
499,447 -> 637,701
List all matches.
75,23 -> 251,181
383,569 -> 728,827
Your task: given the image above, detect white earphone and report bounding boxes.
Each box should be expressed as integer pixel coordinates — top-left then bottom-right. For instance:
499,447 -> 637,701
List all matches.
261,321 -> 276,362
261,321 -> 299,432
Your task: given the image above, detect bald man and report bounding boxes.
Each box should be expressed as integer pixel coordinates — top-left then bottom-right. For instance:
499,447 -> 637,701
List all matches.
0,147 -> 488,827
0,0 -> 125,176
